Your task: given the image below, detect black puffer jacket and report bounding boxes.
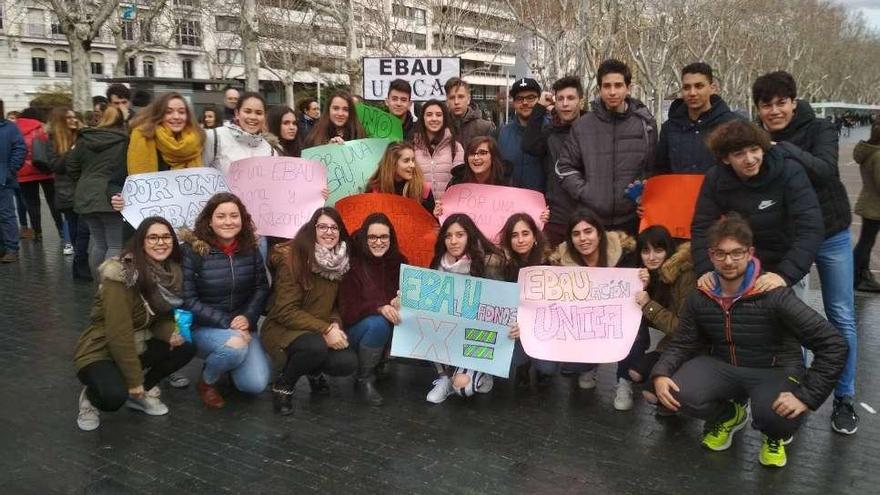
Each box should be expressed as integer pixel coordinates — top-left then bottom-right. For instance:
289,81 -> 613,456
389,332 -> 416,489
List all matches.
652,95 -> 741,174
651,274 -> 847,410
767,100 -> 850,237
691,145 -> 823,285
521,103 -> 584,226
180,229 -> 269,330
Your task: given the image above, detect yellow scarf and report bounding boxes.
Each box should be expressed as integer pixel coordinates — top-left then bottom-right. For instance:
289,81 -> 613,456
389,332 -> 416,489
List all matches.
127,125 -> 203,174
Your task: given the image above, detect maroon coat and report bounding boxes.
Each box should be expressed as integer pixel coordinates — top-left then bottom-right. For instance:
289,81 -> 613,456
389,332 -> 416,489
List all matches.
339,253 -> 404,327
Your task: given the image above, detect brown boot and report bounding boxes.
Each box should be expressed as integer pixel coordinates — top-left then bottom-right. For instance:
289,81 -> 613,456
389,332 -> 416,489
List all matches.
197,380 -> 225,408
19,227 -> 34,239
0,252 -> 19,263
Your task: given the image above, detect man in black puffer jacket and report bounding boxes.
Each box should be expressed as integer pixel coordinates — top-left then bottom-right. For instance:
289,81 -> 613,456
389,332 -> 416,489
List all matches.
752,71 -> 859,436
652,215 -> 847,468
691,120 -> 823,289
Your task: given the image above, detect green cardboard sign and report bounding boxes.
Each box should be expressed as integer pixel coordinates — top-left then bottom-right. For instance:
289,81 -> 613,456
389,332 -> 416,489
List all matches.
301,138 -> 391,206
355,102 -> 405,141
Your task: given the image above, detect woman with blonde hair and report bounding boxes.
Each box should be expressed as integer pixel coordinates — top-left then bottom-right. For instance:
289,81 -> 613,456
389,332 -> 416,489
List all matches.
128,92 -> 205,174
366,141 -> 435,212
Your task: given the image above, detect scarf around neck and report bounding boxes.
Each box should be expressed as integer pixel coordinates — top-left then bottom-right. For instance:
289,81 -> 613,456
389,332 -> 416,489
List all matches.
440,253 -> 471,274
226,122 -> 267,148
312,241 -> 350,280
131,257 -> 183,315
127,125 -> 202,174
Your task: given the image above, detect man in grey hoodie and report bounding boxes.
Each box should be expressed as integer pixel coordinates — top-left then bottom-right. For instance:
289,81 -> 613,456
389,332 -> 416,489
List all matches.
555,59 -> 657,234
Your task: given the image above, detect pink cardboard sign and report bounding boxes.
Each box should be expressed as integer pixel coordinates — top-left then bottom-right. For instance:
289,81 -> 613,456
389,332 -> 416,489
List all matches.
440,184 -> 546,242
517,265 -> 642,363
226,156 -> 327,238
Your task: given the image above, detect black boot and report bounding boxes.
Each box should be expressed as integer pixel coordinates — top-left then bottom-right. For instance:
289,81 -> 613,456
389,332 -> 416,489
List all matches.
357,346 -> 384,406
272,378 -> 295,416
856,269 -> 880,292
307,374 -> 330,395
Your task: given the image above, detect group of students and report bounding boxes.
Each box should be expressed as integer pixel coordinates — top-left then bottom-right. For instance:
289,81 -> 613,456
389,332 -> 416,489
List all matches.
0,57 -> 873,470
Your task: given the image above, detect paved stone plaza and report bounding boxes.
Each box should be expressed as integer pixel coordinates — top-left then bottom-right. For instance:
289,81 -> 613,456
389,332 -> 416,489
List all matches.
1,129 -> 877,494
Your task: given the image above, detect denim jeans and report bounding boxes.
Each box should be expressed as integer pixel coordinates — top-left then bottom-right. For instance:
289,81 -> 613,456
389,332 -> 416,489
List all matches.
512,340 -> 560,376
345,315 -> 392,350
192,327 -> 271,394
83,212 -> 125,277
815,229 -> 857,398
0,185 -> 18,252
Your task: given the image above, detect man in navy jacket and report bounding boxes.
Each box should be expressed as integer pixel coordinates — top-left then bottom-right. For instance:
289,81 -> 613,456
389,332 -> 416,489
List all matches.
0,99 -> 26,263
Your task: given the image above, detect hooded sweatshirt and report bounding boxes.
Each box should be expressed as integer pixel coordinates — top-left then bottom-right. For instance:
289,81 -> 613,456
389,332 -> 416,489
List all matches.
65,127 -> 129,214
15,117 -> 52,183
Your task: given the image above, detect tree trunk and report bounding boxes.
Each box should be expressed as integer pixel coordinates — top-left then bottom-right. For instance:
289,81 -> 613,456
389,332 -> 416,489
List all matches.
285,82 -> 296,107
70,40 -> 93,113
242,0 -> 260,92
346,0 -> 362,95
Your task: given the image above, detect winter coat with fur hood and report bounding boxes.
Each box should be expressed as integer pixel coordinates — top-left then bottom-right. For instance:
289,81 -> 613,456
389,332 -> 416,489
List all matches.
641,242 -> 696,351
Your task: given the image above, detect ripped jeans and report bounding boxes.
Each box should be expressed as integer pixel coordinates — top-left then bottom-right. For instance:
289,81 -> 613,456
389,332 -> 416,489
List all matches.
192,327 -> 271,394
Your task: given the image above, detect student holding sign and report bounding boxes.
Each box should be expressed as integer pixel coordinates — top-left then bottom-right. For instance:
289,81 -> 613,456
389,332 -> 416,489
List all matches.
498,213 -> 555,388
548,208 -> 643,410
412,99 -> 464,200
180,193 -> 271,409
339,213 -> 407,406
127,92 -> 205,174
74,217 -> 195,431
434,137 -> 510,218
425,214 -> 506,403
367,142 -> 435,213
203,92 -> 276,175
303,91 -> 367,148
262,207 -> 357,415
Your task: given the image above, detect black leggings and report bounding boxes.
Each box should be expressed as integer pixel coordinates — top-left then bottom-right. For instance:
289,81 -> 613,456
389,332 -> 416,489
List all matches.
854,218 -> 880,274
19,180 -> 63,235
76,339 -> 195,411
279,333 -> 357,385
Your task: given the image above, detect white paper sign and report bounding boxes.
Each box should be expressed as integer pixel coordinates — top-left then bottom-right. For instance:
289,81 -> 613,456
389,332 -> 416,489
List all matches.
362,57 -> 461,101
122,167 -> 230,229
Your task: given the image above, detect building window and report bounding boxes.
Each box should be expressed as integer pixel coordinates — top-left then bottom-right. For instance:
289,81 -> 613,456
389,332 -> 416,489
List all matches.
176,20 -> 201,47
27,8 -> 45,37
216,49 -> 242,64
0,7 -> 4,31
54,51 -> 69,75
393,30 -> 426,50
51,19 -> 63,36
181,59 -> 194,79
31,49 -> 48,75
138,20 -> 153,43
174,0 -> 201,8
142,57 -> 155,77
392,3 -> 426,25
121,20 -> 135,41
215,16 -> 239,32
124,57 -> 137,76
91,53 -> 105,76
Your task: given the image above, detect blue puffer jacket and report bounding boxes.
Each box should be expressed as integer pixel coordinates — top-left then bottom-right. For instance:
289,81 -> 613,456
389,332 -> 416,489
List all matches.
0,119 -> 26,188
180,229 -> 269,330
652,95 -> 741,175
498,120 -> 545,192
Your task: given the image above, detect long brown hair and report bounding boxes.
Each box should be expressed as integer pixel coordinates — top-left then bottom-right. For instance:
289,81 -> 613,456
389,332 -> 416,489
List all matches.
47,107 -> 77,155
122,216 -> 182,298
462,136 -> 508,185
97,106 -> 126,129
303,91 -> 367,147
565,208 -> 608,267
288,207 -> 351,288
499,213 -> 548,281
192,192 -> 258,252
366,142 -> 424,200
129,92 -> 205,141
430,213 -> 501,278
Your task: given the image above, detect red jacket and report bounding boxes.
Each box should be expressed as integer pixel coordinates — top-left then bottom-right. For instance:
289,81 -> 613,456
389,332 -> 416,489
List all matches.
16,118 -> 53,183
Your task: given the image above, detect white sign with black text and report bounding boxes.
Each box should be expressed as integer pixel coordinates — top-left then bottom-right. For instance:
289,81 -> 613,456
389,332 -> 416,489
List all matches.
363,57 -> 461,101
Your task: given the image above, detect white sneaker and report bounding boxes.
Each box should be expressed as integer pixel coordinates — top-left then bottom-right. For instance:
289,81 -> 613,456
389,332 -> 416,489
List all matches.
77,388 -> 100,431
126,387 -> 169,415
166,372 -> 190,388
578,369 -> 598,389
476,374 -> 494,394
426,376 -> 452,404
63,243 -> 74,255
614,378 -> 634,411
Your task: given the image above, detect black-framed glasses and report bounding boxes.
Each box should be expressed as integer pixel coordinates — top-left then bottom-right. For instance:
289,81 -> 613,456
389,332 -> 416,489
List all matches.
710,248 -> 748,262
514,94 -> 539,103
468,149 -> 490,157
316,223 -> 339,233
146,234 -> 174,245
367,234 -> 390,243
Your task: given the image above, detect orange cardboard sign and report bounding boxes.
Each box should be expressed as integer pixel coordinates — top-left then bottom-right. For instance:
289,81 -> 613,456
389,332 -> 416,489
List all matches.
335,193 -> 438,267
639,174 -> 705,239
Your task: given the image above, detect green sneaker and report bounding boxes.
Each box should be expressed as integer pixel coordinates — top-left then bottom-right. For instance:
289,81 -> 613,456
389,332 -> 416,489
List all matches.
759,435 -> 787,467
701,401 -> 749,451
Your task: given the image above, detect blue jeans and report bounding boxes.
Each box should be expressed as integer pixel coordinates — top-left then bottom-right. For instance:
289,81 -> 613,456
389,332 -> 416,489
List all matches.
0,185 -> 18,252
83,212 -> 125,277
193,327 -> 271,394
345,315 -> 392,349
815,229 -> 857,398
512,340 -> 560,376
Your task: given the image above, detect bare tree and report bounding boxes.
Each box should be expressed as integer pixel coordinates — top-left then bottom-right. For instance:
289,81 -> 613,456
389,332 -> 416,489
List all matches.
108,1 -> 170,77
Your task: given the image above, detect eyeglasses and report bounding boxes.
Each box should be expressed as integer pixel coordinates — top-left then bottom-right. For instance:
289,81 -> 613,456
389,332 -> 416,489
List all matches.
146,234 -> 174,246
316,223 -> 339,233
514,94 -> 539,103
468,150 -> 490,157
367,234 -> 390,244
710,248 -> 749,262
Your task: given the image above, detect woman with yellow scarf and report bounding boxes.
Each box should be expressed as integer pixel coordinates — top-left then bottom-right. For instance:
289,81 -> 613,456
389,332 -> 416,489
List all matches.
127,93 -> 205,174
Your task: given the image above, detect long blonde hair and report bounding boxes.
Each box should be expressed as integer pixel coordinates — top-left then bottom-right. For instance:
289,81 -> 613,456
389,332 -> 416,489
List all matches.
47,107 -> 77,155
129,92 -> 204,141
367,142 -> 424,200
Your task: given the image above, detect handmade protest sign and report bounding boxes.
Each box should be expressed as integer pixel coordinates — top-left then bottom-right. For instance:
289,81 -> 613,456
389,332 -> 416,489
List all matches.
122,167 -> 229,229
355,103 -> 404,141
363,57 -> 460,101
393,264 -> 518,377
639,174 -> 704,239
300,138 -> 390,206
335,193 -> 437,267
441,184 -> 546,242
517,266 -> 642,363
226,157 -> 327,238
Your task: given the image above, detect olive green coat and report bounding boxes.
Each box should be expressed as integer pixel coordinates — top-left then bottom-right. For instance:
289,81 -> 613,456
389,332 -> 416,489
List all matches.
854,141 -> 880,221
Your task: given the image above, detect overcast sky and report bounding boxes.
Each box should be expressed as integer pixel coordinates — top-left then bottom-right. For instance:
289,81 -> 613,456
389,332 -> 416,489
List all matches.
838,0 -> 880,30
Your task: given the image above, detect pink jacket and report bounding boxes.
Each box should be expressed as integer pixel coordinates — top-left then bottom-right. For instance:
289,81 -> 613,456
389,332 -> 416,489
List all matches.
413,129 -> 464,200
